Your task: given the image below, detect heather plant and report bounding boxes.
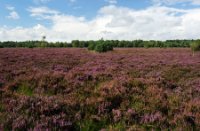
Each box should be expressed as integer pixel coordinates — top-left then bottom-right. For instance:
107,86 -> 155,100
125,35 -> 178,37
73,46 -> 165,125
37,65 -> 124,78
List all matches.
0,48 -> 200,130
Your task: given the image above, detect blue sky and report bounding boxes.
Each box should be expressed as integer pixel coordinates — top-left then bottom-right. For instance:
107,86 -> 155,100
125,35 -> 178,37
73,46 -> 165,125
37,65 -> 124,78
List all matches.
0,0 -> 151,27
0,0 -> 200,41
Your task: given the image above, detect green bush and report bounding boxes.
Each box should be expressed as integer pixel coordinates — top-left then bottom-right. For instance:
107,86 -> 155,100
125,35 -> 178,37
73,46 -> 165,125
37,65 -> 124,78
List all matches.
105,43 -> 113,51
95,43 -> 106,52
88,40 -> 113,53
94,43 -> 113,53
191,41 -> 200,52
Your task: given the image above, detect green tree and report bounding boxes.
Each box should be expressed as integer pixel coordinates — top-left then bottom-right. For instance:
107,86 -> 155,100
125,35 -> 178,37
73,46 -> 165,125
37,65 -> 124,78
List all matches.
191,40 -> 200,56
88,42 -> 95,50
72,40 -> 80,47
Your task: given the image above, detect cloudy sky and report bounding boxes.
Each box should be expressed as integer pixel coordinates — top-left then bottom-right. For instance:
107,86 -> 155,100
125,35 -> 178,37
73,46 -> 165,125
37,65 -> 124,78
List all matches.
0,0 -> 200,42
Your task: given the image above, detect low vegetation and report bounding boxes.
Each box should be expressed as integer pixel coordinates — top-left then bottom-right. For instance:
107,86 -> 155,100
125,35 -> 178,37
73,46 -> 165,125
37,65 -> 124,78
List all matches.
0,48 -> 199,130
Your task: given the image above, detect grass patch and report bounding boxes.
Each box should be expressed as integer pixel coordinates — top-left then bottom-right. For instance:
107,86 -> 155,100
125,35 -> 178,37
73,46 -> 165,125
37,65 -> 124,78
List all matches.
76,119 -> 107,131
0,103 -> 4,112
131,100 -> 146,112
126,79 -> 147,90
17,84 -> 33,96
163,67 -> 191,82
107,122 -> 126,131
128,70 -> 141,78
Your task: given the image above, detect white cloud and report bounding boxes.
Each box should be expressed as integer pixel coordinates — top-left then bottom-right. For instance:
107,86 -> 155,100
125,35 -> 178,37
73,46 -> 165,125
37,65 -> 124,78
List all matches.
105,0 -> 117,4
28,6 -> 59,19
6,5 -> 15,11
152,0 -> 200,5
0,24 -> 48,41
1,5 -> 200,41
33,0 -> 52,4
7,11 -> 20,20
6,5 -> 20,20
33,0 -> 76,4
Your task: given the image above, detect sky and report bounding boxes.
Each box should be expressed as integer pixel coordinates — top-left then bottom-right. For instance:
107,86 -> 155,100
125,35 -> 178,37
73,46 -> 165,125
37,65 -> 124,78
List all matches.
0,0 -> 200,42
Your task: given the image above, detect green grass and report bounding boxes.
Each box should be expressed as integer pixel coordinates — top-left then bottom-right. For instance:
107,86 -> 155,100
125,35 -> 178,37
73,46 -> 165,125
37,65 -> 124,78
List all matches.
17,84 -> 33,96
163,67 -> 191,82
77,119 -> 107,131
0,103 -> 4,112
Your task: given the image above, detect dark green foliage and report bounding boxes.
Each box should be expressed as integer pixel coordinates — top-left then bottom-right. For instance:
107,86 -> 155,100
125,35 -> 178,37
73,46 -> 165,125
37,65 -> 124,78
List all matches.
0,40 -> 195,50
17,84 -> 33,96
72,40 -> 88,48
0,39 -> 195,48
88,42 -> 96,50
0,42 -> 3,48
94,43 -> 105,52
191,40 -> 200,52
72,40 -> 80,47
91,41 -> 113,53
0,41 -> 72,48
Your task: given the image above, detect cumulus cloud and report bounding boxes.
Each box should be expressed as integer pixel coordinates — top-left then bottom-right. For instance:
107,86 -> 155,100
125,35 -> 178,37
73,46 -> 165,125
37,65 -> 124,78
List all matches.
7,11 -> 20,20
6,5 -> 20,20
1,5 -> 200,41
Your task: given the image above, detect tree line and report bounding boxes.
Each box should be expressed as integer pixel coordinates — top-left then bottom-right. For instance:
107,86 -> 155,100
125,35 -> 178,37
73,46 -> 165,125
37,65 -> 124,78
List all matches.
0,39 -> 195,48
0,41 -> 72,48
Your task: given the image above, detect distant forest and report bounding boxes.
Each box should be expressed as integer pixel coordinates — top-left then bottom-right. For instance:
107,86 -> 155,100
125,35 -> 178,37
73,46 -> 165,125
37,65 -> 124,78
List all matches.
0,39 -> 197,48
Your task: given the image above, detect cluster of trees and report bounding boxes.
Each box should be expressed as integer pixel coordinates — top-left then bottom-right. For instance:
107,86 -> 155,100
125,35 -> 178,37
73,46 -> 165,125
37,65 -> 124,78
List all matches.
87,40 -> 113,52
0,39 -> 197,49
0,41 -> 72,48
72,40 -> 193,48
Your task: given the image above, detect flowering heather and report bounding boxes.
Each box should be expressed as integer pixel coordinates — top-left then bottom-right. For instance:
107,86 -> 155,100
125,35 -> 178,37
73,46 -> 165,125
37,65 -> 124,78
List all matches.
0,48 -> 200,130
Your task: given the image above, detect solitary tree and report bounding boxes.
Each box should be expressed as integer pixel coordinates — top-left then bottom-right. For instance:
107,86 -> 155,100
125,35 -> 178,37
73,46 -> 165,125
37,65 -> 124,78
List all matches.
40,36 -> 47,48
42,36 -> 46,41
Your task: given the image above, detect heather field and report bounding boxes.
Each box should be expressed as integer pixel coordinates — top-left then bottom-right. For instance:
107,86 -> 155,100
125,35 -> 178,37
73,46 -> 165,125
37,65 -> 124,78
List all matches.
0,48 -> 200,130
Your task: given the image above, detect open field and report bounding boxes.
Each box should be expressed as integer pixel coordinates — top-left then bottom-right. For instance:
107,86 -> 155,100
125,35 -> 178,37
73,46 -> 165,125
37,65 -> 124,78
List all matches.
0,48 -> 200,130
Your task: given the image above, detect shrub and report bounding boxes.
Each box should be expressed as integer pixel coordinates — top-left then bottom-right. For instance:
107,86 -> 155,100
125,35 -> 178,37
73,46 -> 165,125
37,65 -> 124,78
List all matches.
105,43 -> 113,51
191,41 -> 200,51
88,41 -> 113,53
94,43 -> 113,53
191,40 -> 200,56
95,43 -> 106,52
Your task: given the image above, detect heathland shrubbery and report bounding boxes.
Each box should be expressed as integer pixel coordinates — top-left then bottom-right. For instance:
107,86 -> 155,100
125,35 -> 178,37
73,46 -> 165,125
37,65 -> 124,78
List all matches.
1,48 -> 200,130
